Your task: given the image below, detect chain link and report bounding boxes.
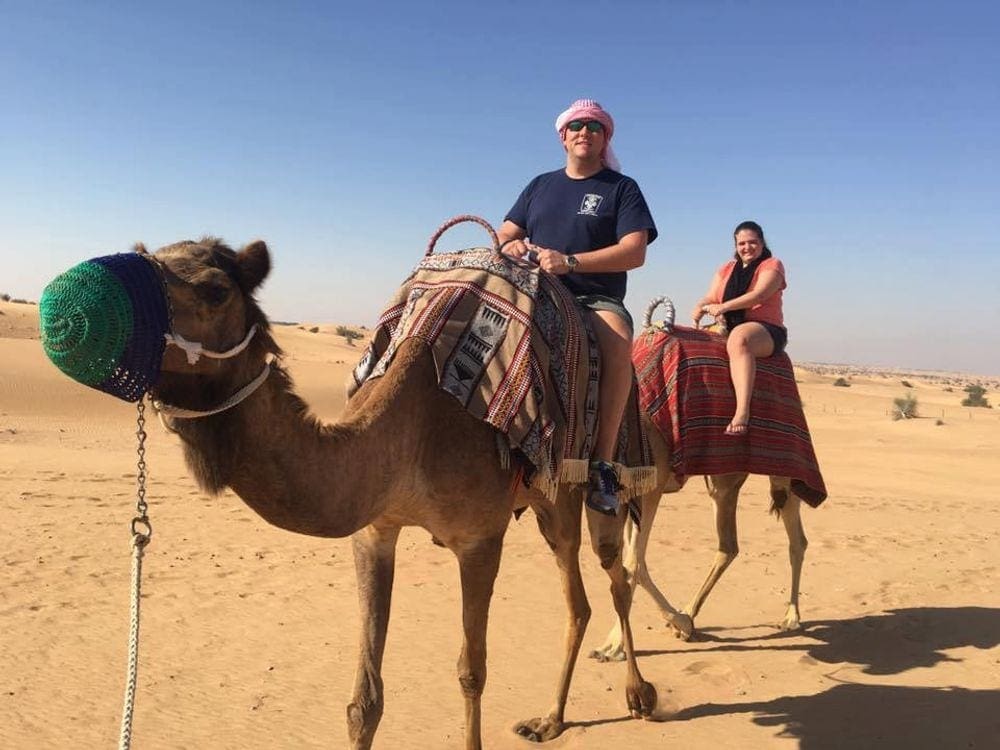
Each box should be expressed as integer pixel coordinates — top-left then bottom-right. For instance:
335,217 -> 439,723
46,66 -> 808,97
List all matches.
119,398 -> 153,750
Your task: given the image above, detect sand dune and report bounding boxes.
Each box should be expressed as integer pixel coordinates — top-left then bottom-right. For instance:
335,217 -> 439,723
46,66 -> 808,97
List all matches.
2,299 -> 998,748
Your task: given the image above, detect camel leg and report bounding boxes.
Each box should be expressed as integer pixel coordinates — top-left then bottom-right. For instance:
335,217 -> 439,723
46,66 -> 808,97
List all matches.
587,505 -> 657,720
454,534 -> 505,750
774,483 -> 808,630
514,491 -> 590,742
346,524 -> 401,750
683,473 -> 748,628
590,490 -> 690,661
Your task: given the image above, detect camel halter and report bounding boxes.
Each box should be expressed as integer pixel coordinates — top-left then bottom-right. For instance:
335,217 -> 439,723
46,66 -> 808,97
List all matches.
153,322 -> 273,421
163,323 -> 260,365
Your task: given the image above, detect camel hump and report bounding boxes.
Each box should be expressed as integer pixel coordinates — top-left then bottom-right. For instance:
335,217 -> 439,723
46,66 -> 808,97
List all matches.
349,244 -> 656,499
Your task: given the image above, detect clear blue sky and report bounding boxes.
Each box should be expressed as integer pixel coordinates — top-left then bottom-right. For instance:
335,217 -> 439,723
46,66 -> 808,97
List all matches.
2,1 -> 998,374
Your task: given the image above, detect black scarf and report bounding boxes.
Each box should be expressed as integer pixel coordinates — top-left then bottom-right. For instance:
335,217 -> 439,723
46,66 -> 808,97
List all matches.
721,248 -> 772,330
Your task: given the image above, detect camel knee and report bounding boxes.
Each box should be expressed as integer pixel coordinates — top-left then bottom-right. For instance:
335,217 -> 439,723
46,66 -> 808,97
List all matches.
717,545 -> 739,560
458,670 -> 486,700
590,537 -> 621,570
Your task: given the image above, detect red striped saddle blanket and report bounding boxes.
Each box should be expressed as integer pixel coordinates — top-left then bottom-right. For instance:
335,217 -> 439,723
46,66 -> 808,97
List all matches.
348,248 -> 655,498
633,325 -> 827,506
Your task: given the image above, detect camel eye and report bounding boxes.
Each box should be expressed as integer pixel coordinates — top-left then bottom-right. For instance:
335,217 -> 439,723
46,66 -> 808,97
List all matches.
199,281 -> 231,306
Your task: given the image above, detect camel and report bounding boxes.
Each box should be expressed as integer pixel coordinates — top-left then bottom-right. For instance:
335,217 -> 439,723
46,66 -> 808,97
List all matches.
588,309 -> 813,661
121,238 -> 656,749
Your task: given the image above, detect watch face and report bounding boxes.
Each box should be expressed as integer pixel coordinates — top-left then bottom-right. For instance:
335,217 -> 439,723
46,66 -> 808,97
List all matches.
567,255 -> 578,269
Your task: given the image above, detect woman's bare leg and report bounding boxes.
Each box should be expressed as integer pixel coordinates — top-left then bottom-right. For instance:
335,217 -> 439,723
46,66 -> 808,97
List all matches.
725,322 -> 774,433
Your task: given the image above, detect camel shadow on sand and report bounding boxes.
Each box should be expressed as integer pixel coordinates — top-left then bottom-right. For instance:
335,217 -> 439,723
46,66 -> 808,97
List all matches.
663,605 -> 1000,675
662,607 -> 1000,748
671,683 -> 1000,749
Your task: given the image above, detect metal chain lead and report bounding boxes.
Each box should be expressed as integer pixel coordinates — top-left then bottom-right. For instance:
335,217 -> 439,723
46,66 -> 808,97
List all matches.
119,398 -> 153,750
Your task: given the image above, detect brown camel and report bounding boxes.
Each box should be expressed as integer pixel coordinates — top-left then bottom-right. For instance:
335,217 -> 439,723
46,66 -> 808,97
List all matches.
133,238 -> 656,749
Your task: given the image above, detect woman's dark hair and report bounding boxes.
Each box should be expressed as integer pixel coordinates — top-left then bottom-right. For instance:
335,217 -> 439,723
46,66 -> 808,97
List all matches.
732,220 -> 771,259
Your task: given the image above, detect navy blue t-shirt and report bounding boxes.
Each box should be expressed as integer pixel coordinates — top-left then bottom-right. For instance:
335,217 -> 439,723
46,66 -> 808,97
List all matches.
504,168 -> 657,301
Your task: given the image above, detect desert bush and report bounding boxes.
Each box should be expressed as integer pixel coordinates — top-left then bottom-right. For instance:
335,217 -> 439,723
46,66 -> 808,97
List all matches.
961,385 -> 991,408
1,293 -> 10,302
336,325 -> 364,345
943,386 -> 953,392
892,392 -> 919,420
833,377 -> 850,387
901,380 -> 913,388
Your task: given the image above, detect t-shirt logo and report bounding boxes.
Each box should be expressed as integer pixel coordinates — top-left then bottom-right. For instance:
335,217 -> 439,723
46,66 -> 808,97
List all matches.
578,193 -> 604,216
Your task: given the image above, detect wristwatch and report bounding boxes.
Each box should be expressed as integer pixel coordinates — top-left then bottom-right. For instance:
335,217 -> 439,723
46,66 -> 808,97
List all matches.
565,255 -> 579,271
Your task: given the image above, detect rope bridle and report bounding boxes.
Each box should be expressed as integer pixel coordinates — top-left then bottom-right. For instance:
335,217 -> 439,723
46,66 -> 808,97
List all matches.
151,323 -> 273,423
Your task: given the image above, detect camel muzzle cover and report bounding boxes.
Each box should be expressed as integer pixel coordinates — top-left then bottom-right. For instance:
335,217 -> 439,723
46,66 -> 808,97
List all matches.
40,253 -> 170,402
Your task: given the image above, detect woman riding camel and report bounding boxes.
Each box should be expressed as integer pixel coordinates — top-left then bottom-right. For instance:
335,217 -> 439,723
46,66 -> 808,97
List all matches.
498,98 -> 658,516
692,220 -> 787,436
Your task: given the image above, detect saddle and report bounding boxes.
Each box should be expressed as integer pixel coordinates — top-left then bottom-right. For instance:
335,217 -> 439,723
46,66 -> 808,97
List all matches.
348,246 -> 656,500
633,323 -> 827,506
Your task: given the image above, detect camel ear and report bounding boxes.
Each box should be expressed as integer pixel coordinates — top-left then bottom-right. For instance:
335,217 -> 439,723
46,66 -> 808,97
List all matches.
237,240 -> 271,292
133,242 -> 148,255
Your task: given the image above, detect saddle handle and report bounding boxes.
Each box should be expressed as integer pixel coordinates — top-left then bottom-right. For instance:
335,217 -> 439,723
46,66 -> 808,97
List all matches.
642,296 -> 675,332
426,215 -> 500,256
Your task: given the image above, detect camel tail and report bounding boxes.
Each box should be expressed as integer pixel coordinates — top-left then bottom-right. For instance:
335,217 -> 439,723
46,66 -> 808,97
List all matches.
769,484 -> 789,518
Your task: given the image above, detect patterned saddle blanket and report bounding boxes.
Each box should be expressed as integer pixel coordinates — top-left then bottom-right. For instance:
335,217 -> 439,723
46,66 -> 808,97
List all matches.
633,325 -> 827,506
348,248 -> 655,498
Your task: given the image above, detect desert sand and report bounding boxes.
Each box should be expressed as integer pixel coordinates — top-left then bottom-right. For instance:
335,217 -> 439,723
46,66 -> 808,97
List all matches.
2,297 -> 998,749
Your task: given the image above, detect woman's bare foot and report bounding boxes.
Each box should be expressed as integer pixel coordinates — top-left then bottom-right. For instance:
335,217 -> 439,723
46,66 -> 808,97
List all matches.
725,421 -> 749,436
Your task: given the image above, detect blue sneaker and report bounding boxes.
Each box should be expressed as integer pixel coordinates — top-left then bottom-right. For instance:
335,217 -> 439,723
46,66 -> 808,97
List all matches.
586,460 -> 620,516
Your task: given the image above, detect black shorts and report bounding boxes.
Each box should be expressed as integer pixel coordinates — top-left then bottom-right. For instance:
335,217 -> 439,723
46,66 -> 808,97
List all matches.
760,322 -> 788,354
733,320 -> 788,354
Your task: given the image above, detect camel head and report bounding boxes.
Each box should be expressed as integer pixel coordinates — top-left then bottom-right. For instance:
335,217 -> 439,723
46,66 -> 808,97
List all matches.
137,237 -> 277,378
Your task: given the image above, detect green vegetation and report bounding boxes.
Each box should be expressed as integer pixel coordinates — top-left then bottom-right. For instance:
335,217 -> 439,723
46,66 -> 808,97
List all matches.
336,325 -> 364,345
961,384 -> 991,408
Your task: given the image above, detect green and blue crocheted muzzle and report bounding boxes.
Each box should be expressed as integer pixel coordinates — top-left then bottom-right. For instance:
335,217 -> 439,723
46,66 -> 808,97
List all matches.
40,253 -> 170,402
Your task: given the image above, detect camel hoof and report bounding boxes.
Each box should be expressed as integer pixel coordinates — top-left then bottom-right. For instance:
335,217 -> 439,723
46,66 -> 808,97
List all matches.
627,680 -> 658,719
669,613 -> 694,641
588,645 -> 626,663
778,606 -> 802,631
513,716 -> 565,742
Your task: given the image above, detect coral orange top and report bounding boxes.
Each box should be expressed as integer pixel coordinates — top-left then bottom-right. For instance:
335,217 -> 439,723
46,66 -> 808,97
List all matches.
708,257 -> 786,327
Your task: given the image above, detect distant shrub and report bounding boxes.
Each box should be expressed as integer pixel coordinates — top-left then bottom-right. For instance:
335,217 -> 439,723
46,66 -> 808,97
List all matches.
892,392 -> 919,420
336,325 -> 364,345
935,419 -> 945,426
11,298 -> 28,304
1,293 -> 10,302
901,380 -> 913,388
833,377 -> 850,387
961,385 -> 991,408
943,386 -> 953,392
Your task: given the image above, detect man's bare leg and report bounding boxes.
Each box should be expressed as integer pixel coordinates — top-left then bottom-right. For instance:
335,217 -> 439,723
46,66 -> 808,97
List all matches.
587,309 -> 633,515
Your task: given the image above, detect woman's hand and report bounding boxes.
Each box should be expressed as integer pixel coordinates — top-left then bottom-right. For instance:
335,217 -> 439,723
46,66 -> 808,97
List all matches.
691,304 -> 706,326
703,303 -> 725,318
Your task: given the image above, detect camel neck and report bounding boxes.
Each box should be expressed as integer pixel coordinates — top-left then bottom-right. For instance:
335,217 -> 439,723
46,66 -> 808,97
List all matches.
175,365 -> 393,538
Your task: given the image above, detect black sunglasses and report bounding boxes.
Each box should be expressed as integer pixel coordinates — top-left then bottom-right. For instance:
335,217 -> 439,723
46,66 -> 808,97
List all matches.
566,120 -> 604,133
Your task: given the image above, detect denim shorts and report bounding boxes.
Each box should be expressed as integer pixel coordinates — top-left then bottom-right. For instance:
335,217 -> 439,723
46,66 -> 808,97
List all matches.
575,294 -> 634,332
